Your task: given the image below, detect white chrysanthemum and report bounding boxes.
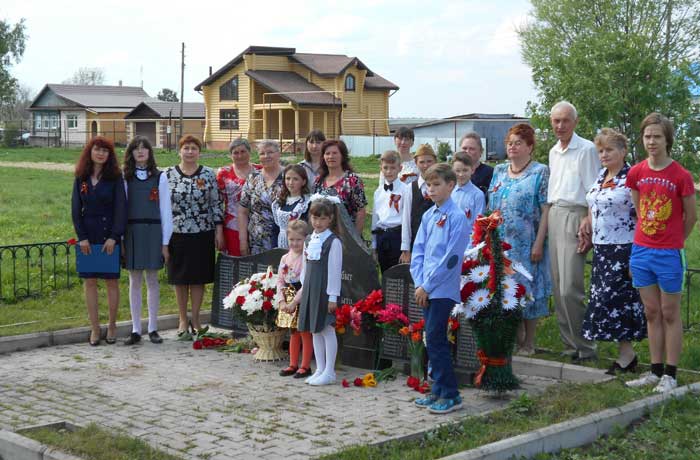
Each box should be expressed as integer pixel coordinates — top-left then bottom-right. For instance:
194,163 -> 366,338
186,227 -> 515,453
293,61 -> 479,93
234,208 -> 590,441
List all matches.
501,276 -> 517,297
232,283 -> 250,298
261,273 -> 278,290
222,290 -> 236,310
465,304 -> 482,319
464,241 -> 485,258
452,303 -> 467,317
242,291 -> 263,314
468,289 -> 491,309
468,265 -> 491,283
250,272 -> 265,283
512,261 -> 533,281
501,294 -> 519,311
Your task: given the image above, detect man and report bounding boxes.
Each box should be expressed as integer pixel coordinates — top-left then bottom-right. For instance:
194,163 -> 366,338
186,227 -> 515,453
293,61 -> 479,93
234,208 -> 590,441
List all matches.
459,132 -> 493,202
547,101 -> 601,362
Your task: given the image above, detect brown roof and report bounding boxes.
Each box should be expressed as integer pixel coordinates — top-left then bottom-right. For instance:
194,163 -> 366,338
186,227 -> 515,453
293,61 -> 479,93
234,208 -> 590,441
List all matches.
195,45 -> 398,92
245,70 -> 340,106
30,84 -> 150,109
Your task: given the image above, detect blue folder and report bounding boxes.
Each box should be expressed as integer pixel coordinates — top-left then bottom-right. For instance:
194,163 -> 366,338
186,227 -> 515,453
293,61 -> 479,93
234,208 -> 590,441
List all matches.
75,244 -> 121,273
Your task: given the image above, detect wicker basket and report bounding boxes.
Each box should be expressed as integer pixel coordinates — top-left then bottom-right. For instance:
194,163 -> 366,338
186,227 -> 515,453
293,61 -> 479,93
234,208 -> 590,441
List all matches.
247,325 -> 287,361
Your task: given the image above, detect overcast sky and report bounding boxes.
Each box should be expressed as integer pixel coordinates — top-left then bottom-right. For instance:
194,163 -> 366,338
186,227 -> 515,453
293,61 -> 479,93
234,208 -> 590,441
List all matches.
3,0 -> 536,118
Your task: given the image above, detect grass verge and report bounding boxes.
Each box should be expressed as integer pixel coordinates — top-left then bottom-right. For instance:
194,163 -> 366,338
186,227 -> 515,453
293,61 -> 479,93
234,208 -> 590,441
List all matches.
22,422 -> 183,460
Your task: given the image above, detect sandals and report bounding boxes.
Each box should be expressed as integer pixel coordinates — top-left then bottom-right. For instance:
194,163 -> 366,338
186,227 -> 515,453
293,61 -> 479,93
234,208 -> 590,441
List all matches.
279,366 -> 298,377
293,367 -> 312,379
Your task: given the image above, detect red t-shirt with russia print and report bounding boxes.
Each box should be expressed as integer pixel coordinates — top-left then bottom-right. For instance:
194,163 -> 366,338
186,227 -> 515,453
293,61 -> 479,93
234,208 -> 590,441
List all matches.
626,160 -> 695,249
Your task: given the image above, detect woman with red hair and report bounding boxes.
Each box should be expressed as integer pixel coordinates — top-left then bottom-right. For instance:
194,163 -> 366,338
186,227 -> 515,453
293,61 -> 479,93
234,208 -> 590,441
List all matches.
71,136 -> 127,346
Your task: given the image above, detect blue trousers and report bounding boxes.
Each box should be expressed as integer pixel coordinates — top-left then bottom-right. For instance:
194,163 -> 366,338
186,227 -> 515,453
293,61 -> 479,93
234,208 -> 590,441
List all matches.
423,297 -> 459,399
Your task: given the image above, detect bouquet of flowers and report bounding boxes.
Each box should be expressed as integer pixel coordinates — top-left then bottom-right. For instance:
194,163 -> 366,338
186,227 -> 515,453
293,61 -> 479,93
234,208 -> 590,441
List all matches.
334,289 -> 384,335
223,266 -> 279,332
375,303 -> 409,334
452,211 -> 531,392
399,319 -> 426,381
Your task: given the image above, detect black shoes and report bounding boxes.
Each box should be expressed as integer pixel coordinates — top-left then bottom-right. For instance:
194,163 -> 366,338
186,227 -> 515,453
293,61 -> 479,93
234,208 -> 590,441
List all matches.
605,355 -> 638,376
148,331 -> 163,344
124,332 -> 141,345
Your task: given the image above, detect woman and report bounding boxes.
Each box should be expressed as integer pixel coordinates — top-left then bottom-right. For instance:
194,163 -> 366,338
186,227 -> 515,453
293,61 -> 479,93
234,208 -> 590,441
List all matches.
313,139 -> 367,234
582,129 -> 646,374
488,123 -> 551,356
216,138 -> 261,256
299,130 -> 326,186
166,135 -> 224,335
238,140 -> 284,256
71,136 -> 127,346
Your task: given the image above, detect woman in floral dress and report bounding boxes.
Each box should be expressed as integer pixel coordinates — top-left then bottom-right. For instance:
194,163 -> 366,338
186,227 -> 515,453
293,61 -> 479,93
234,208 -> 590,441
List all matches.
238,141 -> 284,255
488,123 -> 551,355
216,138 -> 261,256
166,135 -> 224,334
313,139 -> 367,234
582,128 -> 645,375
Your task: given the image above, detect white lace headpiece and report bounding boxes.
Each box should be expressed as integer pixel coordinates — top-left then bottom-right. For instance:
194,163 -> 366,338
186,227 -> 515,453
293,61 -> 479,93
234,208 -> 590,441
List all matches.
308,193 -> 342,205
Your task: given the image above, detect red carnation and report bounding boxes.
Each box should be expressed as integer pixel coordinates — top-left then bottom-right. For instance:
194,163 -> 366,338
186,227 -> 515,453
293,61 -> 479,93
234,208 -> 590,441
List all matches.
462,258 -> 479,273
263,289 -> 275,298
353,378 -> 364,387
248,286 -> 256,294
193,341 -> 203,350
342,379 -> 350,388
235,295 -> 246,306
406,376 -> 420,389
515,283 -> 526,298
262,300 -> 273,311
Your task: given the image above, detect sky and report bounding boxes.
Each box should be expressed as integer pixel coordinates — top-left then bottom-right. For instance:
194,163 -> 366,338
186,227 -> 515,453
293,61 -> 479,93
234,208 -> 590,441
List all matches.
2,0 -> 536,118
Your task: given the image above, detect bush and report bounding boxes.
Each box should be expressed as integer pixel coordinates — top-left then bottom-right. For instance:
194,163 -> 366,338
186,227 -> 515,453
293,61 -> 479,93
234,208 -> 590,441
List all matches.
2,122 -> 20,147
437,141 -> 452,162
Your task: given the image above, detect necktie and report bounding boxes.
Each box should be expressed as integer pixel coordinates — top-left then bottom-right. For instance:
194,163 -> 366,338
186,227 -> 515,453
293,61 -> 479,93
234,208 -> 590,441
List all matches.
384,182 -> 393,191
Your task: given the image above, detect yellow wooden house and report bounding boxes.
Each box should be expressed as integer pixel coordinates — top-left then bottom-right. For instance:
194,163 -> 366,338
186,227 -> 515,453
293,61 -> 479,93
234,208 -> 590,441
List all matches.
194,46 -> 399,150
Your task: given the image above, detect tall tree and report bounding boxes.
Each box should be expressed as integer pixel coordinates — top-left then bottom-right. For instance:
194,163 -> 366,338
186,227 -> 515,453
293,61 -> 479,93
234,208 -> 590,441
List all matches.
64,67 -> 106,85
518,0 -> 700,162
0,18 -> 27,116
157,88 -> 179,102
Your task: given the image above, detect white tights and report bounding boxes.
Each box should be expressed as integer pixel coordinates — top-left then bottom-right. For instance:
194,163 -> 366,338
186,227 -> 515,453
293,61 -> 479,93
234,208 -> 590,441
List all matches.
128,269 -> 160,334
311,324 -> 338,378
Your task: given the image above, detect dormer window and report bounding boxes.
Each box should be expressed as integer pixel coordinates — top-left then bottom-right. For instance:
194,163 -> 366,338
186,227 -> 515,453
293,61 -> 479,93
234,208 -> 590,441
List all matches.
344,74 -> 356,92
220,76 -> 239,101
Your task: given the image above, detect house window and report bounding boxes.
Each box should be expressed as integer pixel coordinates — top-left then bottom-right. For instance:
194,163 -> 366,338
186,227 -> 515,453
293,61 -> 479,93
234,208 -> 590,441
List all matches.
219,76 -> 239,101
220,109 -> 239,130
67,115 -> 78,129
50,115 -> 59,129
34,114 -> 42,130
345,74 -> 356,92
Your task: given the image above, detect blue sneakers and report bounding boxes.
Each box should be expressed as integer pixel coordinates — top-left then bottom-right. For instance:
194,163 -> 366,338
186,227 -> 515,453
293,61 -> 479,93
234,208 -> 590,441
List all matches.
428,396 -> 463,414
414,393 -> 439,408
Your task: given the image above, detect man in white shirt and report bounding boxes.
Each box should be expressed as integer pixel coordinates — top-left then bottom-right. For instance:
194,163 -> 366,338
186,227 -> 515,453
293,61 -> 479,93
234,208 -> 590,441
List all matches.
547,101 -> 601,362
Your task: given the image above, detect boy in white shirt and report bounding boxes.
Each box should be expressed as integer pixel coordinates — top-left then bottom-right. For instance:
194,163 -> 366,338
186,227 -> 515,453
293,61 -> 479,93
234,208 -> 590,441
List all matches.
372,150 -> 410,273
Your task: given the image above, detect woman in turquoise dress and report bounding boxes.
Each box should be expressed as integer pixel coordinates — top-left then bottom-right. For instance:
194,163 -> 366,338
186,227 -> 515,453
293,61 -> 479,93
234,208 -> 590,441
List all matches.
488,123 -> 551,356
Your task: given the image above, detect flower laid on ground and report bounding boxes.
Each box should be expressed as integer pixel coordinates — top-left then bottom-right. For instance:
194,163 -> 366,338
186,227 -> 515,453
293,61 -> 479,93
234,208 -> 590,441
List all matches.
223,266 -> 279,331
340,368 -> 396,389
406,376 -> 430,394
191,329 -> 232,351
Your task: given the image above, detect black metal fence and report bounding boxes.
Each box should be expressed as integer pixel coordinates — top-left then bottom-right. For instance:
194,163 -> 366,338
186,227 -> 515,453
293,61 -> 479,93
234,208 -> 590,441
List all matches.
0,241 -> 76,303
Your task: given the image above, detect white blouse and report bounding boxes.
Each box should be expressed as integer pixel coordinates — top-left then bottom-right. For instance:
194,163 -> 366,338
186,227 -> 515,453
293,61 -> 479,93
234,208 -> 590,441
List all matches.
123,170 -> 174,245
585,165 -> 636,245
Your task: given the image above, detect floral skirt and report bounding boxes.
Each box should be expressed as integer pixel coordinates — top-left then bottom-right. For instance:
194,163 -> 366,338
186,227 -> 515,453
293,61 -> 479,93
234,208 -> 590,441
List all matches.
582,244 -> 647,342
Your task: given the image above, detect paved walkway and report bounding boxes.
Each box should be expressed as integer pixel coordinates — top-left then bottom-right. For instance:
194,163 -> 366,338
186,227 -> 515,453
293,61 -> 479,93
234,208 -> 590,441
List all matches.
0,330 -> 557,460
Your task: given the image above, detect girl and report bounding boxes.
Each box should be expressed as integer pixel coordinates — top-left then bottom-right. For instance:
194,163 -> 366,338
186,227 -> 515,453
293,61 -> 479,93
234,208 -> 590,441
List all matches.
71,136 -> 127,346
294,196 -> 343,386
272,164 -> 311,249
299,129 -> 326,186
625,113 -> 697,393
122,136 -> 173,345
276,220 -> 313,378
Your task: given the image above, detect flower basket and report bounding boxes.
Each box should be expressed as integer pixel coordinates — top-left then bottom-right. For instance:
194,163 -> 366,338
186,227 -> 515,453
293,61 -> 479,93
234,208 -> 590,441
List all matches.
247,324 -> 287,361
222,266 -> 280,332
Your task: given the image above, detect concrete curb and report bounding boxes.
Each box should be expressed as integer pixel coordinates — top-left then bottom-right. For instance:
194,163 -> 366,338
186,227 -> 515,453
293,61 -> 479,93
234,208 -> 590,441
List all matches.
0,422 -> 84,460
437,382 -> 700,460
512,356 -> 615,383
0,311 -> 211,355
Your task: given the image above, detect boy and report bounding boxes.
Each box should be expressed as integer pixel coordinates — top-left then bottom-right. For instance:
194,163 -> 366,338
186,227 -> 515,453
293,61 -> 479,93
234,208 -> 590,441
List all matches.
625,113 -> 697,393
410,163 -> 469,414
394,126 -> 420,184
371,150 -> 410,273
451,152 -> 485,237
400,144 -> 438,263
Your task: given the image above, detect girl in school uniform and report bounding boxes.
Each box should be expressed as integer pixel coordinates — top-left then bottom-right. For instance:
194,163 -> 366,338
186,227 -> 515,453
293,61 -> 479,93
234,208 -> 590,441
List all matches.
271,164 -> 311,249
276,220 -> 313,379
122,136 -> 173,345
294,196 -> 343,386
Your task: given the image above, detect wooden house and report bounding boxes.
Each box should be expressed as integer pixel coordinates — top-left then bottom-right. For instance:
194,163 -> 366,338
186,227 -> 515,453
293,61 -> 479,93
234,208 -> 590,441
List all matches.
28,84 -> 150,147
124,101 -> 206,149
194,46 -> 399,150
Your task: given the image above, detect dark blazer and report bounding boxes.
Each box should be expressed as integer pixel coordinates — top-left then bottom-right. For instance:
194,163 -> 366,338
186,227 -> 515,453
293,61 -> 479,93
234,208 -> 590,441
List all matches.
71,177 -> 127,243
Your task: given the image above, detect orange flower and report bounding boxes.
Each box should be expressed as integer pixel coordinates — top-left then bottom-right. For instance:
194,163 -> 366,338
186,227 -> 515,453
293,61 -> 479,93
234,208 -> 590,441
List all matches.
411,332 -> 422,342
362,373 -> 377,387
398,326 -> 409,336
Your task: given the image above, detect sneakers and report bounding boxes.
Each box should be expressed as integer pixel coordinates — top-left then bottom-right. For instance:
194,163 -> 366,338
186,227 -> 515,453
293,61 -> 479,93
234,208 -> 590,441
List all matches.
305,371 -> 323,384
428,396 -> 463,414
653,375 -> 678,393
414,393 -> 439,408
625,372 -> 661,388
309,373 -> 336,386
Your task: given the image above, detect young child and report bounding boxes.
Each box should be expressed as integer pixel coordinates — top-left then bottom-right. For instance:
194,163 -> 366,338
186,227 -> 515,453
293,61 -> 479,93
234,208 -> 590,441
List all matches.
272,164 -> 311,249
451,152 -> 485,237
122,136 -> 173,345
294,197 -> 343,386
410,163 -> 469,414
276,220 -> 313,379
371,150 -> 411,273
400,144 -> 438,263
625,113 -> 697,393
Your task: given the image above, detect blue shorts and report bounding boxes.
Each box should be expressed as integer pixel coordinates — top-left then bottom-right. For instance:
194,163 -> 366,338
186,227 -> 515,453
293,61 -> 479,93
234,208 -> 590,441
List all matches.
629,244 -> 686,294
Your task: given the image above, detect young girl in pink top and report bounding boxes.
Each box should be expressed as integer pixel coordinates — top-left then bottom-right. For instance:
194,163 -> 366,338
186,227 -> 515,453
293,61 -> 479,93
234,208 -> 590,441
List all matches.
277,220 -> 313,378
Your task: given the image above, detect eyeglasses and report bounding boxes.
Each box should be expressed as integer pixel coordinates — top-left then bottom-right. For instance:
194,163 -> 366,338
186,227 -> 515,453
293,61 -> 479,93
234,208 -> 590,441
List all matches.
506,141 -> 525,147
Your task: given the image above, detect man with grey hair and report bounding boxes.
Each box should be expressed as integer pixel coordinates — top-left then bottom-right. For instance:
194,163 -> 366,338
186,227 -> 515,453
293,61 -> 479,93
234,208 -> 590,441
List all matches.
459,132 -> 493,200
547,101 -> 601,362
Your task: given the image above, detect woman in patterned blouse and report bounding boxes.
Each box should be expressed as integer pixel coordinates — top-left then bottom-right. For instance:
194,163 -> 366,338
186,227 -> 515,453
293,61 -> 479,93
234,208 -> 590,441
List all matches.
166,135 -> 224,335
238,141 -> 284,256
314,139 -> 367,234
216,138 -> 261,256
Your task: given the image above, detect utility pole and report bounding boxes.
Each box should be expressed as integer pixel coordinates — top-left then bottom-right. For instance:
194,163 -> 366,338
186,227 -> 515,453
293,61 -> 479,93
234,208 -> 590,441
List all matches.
665,0 -> 672,63
179,42 -> 185,142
